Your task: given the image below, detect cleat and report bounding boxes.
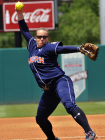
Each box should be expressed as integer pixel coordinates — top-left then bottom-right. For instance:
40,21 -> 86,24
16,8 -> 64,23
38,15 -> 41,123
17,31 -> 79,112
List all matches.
85,131 -> 97,140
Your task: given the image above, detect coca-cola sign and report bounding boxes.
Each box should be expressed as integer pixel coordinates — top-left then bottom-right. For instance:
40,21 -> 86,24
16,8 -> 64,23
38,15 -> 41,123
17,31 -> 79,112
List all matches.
3,1 -> 55,32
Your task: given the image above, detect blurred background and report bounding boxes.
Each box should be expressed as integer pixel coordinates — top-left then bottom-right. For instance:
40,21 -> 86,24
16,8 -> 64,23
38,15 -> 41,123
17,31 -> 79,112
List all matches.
0,0 -> 101,48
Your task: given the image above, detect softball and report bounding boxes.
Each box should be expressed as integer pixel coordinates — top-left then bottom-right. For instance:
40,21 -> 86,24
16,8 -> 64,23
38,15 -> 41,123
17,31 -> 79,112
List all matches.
15,1 -> 24,10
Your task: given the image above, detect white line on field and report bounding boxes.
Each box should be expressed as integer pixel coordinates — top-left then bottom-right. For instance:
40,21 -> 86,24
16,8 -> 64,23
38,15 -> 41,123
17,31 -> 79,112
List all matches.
8,135 -> 105,140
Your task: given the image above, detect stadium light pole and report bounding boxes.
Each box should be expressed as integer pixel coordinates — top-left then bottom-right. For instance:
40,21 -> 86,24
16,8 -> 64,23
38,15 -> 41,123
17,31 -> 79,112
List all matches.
99,0 -> 105,44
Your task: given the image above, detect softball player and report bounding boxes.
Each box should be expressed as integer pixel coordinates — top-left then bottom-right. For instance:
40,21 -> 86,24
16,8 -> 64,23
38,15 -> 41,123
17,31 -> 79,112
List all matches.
16,9 -> 97,140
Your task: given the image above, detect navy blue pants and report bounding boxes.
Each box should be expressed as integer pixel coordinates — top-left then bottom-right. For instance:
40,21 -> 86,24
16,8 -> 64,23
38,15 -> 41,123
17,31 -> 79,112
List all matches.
36,75 -> 77,118
36,75 -> 77,138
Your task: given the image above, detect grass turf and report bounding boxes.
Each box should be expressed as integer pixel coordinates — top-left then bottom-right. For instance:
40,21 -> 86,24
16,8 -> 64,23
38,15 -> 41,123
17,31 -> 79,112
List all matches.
0,101 -> 105,118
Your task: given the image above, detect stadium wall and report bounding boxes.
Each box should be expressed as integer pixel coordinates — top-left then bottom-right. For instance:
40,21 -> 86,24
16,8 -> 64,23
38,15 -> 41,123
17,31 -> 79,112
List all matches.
0,45 -> 105,104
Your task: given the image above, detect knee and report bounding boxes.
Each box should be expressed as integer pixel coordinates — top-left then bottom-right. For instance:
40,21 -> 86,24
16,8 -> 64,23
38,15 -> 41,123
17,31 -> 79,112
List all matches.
36,115 -> 42,125
65,103 -> 77,114
36,115 -> 47,125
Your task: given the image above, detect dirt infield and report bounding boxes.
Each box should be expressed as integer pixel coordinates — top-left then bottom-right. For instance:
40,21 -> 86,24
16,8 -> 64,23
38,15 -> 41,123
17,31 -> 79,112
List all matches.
0,114 -> 105,140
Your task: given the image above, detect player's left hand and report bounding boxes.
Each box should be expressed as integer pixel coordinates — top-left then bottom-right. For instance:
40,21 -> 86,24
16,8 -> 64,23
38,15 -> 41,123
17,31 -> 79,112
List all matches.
79,43 -> 99,61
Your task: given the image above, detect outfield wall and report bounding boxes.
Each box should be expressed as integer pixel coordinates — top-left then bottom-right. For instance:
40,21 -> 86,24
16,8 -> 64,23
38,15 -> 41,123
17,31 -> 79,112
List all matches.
77,45 -> 105,101
0,45 -> 105,104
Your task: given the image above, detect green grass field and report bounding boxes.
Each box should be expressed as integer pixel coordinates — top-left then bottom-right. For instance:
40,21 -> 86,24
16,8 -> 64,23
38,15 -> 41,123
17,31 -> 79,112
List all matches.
0,101 -> 105,118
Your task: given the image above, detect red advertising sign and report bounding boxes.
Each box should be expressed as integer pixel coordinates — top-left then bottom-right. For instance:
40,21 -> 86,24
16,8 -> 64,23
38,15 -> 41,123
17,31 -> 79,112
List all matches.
3,1 -> 55,32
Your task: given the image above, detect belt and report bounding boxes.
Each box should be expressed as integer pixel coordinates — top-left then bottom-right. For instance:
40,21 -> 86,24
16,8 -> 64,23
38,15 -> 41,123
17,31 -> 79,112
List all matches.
42,84 -> 50,91
42,75 -> 63,91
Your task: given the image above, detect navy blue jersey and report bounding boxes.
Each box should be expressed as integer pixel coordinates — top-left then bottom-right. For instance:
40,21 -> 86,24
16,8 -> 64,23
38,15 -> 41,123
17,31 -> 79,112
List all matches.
28,37 -> 65,87
18,19 -> 79,88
